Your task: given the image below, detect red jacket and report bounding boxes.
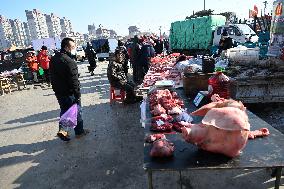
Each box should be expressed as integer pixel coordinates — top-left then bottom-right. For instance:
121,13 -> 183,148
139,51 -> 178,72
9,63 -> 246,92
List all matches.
26,55 -> 38,72
37,50 -> 50,70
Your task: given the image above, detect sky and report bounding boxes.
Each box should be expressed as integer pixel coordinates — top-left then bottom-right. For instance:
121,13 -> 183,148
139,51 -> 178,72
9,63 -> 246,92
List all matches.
0,0 -> 274,36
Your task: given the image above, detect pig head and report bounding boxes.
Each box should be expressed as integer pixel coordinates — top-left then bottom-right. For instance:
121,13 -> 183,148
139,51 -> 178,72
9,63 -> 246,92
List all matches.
182,106 -> 250,158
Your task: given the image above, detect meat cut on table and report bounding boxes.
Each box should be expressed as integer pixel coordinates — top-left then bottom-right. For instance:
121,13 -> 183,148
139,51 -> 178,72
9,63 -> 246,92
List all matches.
150,139 -> 175,158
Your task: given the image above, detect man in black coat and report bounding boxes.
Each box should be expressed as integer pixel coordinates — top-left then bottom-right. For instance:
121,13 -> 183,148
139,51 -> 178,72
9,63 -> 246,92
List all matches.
85,42 -> 97,76
50,37 -> 88,141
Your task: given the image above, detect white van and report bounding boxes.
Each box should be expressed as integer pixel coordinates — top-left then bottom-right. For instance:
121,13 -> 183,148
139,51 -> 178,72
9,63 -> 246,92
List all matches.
91,39 -> 118,61
213,24 -> 259,46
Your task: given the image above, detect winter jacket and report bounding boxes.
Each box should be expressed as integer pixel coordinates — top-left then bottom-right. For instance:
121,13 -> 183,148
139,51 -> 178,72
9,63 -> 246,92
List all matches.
26,55 -> 38,72
49,49 -> 81,99
138,44 -> 155,66
37,50 -> 50,70
115,45 -> 129,75
107,61 -> 127,87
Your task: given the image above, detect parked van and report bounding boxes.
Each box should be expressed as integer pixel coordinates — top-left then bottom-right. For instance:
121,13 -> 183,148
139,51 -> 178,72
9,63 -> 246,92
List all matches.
91,39 -> 118,61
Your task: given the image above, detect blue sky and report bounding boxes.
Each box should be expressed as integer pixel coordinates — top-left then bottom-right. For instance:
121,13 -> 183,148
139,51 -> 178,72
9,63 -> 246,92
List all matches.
0,0 -> 274,36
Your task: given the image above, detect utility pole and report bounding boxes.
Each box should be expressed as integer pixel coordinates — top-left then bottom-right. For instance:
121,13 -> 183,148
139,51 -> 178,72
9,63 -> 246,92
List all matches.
204,0 -> 206,10
159,26 -> 162,38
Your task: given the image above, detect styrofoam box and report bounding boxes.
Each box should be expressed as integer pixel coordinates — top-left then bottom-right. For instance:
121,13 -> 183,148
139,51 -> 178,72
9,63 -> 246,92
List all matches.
227,47 -> 259,63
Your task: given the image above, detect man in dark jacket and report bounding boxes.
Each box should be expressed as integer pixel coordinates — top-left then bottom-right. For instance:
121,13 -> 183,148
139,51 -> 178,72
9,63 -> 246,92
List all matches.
107,48 -> 140,104
50,37 -> 88,141
218,29 -> 234,55
130,36 -> 141,83
85,42 -> 97,76
138,40 -> 155,81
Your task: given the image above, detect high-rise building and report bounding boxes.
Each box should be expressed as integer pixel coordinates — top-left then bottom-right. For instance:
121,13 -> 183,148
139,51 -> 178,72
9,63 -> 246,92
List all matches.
88,24 -> 96,35
9,19 -> 26,47
23,22 -> 32,46
25,9 -> 49,40
60,17 -> 73,35
0,15 -> 14,50
45,13 -> 62,38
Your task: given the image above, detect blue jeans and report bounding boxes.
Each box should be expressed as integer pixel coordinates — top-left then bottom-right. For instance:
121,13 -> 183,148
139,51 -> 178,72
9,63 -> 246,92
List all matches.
56,95 -> 84,135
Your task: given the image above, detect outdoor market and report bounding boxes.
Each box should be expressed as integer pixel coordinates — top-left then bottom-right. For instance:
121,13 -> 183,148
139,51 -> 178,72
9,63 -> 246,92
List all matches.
0,0 -> 284,189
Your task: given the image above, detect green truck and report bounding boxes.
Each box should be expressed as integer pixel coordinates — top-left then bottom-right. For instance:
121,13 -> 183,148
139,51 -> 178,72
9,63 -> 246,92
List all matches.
170,15 -> 258,55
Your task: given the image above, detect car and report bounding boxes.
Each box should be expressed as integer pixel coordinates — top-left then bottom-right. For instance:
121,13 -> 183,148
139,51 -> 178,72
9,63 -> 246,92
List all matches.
75,46 -> 86,62
0,49 -> 28,72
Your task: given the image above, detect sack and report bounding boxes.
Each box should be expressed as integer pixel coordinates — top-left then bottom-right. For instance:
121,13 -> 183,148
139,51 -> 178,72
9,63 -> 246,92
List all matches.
59,104 -> 78,129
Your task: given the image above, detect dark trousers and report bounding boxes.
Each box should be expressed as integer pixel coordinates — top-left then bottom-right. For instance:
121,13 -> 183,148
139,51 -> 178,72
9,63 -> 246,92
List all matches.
43,69 -> 50,83
56,95 -> 84,135
115,82 -> 136,100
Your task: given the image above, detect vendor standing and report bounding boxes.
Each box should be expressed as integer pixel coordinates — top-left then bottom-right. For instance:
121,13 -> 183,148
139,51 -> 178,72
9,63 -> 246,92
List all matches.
26,50 -> 39,83
37,46 -> 50,85
218,29 -> 234,55
84,42 -> 97,76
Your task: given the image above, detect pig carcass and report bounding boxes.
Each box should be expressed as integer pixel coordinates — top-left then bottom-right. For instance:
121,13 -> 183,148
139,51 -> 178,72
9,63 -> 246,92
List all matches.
182,101 -> 250,158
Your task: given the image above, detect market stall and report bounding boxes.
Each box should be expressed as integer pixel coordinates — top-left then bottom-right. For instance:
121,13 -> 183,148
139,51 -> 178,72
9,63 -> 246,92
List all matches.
140,53 -> 284,189
142,88 -> 284,189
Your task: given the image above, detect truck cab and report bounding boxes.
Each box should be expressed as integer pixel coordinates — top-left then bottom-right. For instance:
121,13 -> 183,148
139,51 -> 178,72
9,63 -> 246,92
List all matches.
213,24 -> 259,46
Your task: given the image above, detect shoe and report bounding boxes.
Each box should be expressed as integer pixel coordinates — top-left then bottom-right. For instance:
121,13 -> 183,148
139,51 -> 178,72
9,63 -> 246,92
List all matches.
57,130 -> 70,141
75,129 -> 90,139
91,72 -> 94,76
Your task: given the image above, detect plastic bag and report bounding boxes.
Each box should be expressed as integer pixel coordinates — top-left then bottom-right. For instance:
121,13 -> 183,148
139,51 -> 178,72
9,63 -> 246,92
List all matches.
59,104 -> 78,129
176,109 -> 193,123
38,67 -> 44,76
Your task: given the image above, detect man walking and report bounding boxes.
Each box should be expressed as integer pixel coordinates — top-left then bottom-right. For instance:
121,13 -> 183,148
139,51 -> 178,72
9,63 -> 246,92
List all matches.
84,42 -> 97,76
50,38 -> 89,141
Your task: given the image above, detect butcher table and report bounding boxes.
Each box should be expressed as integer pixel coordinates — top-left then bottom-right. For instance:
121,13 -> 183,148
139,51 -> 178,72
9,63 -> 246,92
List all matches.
143,90 -> 284,189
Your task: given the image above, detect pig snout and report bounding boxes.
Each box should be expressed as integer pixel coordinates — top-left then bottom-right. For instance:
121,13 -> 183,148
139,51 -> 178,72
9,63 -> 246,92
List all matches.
181,124 -> 208,145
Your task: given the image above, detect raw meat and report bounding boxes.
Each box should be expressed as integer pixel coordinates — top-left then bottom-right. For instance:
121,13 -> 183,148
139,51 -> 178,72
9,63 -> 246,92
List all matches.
202,107 -> 250,131
248,128 -> 270,139
182,125 -> 249,157
151,114 -> 173,122
182,104 -> 250,157
150,139 -> 174,157
145,134 -> 166,143
191,99 -> 246,116
151,104 -> 167,116
151,121 -> 173,132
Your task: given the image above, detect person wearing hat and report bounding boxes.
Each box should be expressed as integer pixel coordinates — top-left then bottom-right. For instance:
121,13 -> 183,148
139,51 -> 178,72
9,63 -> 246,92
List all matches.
26,50 -> 39,83
218,29 -> 234,55
107,48 -> 141,104
116,40 -> 129,76
37,45 -> 51,85
84,42 -> 97,76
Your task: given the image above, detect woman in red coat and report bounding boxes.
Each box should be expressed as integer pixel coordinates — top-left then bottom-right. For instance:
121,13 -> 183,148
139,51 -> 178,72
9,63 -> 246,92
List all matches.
26,50 -> 39,83
37,46 -> 50,84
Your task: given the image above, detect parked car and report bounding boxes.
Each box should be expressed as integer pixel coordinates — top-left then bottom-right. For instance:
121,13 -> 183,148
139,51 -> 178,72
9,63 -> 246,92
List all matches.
0,49 -> 29,72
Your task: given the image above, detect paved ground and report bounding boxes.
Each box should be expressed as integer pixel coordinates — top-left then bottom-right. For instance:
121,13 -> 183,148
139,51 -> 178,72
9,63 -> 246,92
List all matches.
0,61 -> 283,189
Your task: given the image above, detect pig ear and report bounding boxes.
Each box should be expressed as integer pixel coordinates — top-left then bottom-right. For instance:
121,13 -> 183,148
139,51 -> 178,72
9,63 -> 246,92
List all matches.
202,107 -> 250,131
190,102 -> 219,116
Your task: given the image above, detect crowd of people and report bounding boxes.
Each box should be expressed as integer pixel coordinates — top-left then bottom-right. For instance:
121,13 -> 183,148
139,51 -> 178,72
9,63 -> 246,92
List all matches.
25,46 -> 51,85
22,36 -> 168,141
107,35 -> 168,104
